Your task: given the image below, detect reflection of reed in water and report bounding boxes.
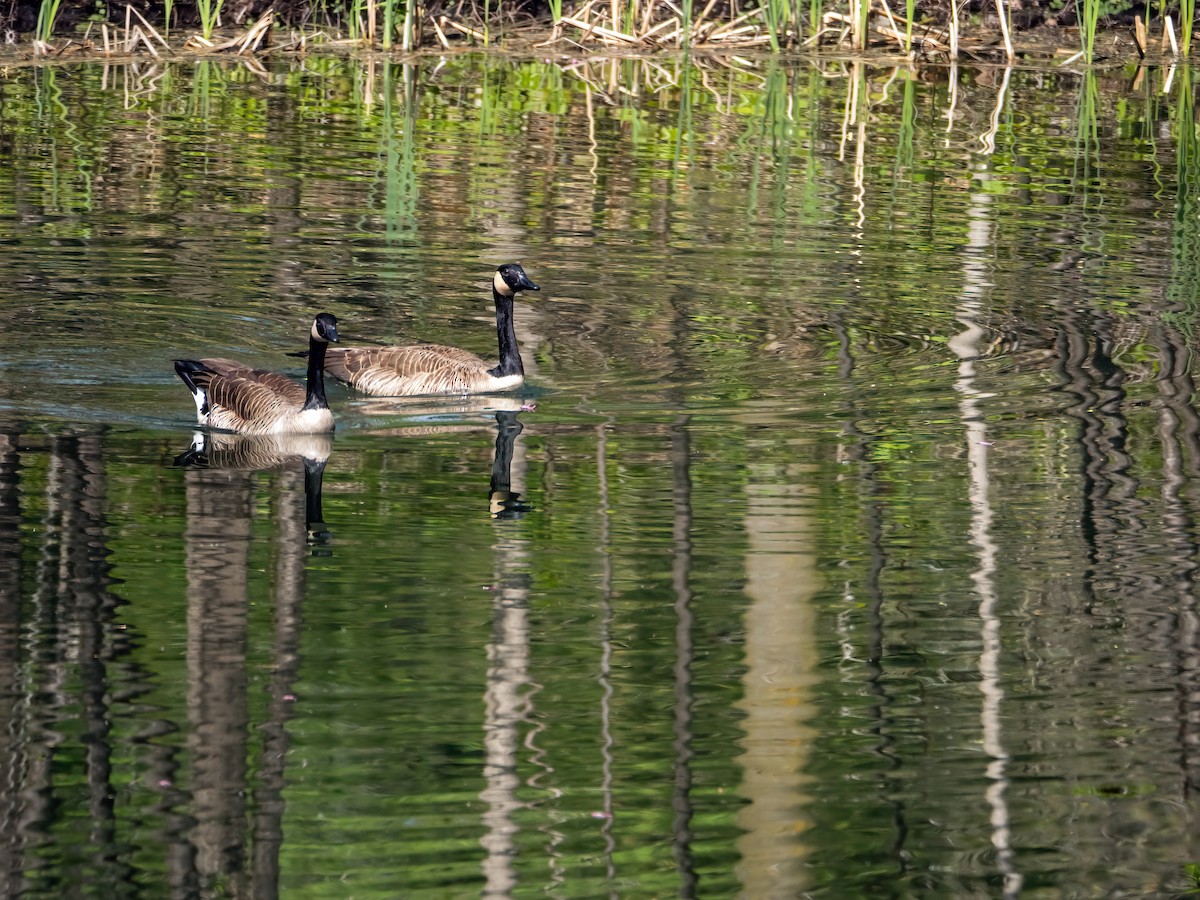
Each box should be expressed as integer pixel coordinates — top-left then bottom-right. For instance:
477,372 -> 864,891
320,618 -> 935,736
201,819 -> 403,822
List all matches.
176,429 -> 324,896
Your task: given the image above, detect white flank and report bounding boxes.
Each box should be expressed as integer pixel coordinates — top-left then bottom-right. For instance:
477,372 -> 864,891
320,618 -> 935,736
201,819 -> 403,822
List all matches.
487,373 -> 524,392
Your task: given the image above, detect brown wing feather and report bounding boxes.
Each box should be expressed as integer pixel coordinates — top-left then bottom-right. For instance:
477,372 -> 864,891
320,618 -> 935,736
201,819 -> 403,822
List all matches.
190,359 -> 307,429
198,358 -> 307,405
325,345 -> 493,396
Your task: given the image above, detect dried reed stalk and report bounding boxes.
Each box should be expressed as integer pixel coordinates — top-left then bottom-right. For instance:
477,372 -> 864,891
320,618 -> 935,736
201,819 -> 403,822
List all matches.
432,14 -> 451,46
560,14 -> 639,42
440,15 -> 487,39
127,3 -> 172,51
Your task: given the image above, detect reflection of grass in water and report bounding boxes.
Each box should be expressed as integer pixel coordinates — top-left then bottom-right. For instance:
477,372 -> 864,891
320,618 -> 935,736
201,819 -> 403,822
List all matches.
739,64 -> 820,240
377,64 -> 419,245
800,68 -> 822,221
478,58 -> 498,138
36,67 -> 94,214
190,59 -> 210,117
1073,70 -> 1100,189
765,65 -> 792,225
672,57 -> 694,181
895,73 -> 916,175
1072,71 -> 1108,265
1167,67 -> 1200,336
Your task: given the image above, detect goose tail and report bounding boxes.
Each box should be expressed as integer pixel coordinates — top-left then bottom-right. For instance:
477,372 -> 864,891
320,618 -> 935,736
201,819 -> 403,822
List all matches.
174,360 -> 212,421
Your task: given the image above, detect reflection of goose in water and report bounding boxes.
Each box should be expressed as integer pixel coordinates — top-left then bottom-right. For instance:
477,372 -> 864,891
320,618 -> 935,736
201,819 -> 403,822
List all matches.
174,313 -> 340,434
356,397 -> 533,519
352,393 -> 536,436
175,431 -> 333,548
489,410 -> 531,520
323,264 -> 539,397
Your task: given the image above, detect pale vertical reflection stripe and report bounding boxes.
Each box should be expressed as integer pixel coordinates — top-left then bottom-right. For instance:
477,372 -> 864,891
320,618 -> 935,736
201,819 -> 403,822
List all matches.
978,67 -> 1012,156
735,467 -> 819,899
184,465 -> 252,888
946,62 -> 959,139
256,463 -> 308,896
949,159 -> 1022,899
480,428 -> 545,897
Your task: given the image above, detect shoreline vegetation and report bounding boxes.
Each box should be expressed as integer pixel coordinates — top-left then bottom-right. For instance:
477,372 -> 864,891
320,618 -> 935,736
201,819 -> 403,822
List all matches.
2,0 -> 1193,68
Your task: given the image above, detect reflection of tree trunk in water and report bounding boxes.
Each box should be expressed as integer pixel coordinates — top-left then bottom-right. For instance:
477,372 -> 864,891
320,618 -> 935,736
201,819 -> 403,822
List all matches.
1150,322 -> 1200,806
734,444 -> 819,899
253,463 -> 310,900
0,430 -> 27,897
832,314 -> 908,870
594,421 -> 617,884
669,419 -> 696,898
859,440 -> 905,868
67,435 -> 128,886
952,188 -> 1019,896
480,415 -> 542,897
1,433 -> 131,890
185,466 -> 253,897
1054,315 -> 1141,619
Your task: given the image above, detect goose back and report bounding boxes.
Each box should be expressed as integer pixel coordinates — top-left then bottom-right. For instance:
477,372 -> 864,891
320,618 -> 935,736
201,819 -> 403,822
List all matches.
324,343 -> 518,397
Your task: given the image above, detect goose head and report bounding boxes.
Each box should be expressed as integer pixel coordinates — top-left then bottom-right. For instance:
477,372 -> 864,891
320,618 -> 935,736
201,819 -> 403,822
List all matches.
311,313 -> 340,343
493,264 -> 540,298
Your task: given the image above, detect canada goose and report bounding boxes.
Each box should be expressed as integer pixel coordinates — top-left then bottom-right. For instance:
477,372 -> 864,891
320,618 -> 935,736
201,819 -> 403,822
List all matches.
323,263 -> 539,397
174,313 -> 340,434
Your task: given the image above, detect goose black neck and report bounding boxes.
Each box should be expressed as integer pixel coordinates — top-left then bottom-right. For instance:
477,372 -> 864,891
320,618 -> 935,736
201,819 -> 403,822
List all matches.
303,336 -> 330,411
488,288 -> 523,379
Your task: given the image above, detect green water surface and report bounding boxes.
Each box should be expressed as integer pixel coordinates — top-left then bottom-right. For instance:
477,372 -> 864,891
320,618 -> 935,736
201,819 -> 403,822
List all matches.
0,54 -> 1197,897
